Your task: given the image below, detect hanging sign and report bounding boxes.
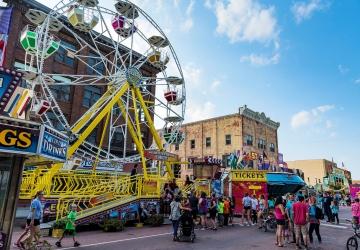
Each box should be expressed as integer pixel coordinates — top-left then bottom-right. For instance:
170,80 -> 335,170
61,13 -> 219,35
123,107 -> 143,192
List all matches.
144,149 -> 178,161
38,125 -> 68,162
231,170 -> 267,182
0,119 -> 40,155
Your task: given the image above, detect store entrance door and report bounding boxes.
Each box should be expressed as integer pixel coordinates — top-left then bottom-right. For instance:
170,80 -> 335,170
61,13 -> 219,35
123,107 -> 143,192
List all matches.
0,156 -> 24,250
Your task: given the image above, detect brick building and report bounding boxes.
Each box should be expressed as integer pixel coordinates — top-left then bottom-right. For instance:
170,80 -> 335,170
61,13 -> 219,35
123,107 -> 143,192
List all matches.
2,0 -> 159,157
163,105 -> 280,178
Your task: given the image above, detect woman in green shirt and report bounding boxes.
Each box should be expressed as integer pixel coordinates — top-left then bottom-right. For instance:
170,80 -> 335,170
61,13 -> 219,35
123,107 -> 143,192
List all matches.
55,204 -> 81,247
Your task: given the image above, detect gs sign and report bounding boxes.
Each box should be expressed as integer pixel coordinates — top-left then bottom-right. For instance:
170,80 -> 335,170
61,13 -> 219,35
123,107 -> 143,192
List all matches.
0,122 -> 40,155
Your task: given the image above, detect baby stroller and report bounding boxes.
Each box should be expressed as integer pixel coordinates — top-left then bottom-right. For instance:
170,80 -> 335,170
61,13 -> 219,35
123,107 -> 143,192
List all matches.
178,211 -> 195,243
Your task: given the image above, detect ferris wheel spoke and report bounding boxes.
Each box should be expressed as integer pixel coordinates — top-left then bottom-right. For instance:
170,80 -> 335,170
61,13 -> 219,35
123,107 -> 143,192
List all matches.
95,5 -> 128,73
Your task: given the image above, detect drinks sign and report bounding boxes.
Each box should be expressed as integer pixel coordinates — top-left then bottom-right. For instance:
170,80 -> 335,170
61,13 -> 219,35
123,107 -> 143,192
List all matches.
38,126 -> 68,162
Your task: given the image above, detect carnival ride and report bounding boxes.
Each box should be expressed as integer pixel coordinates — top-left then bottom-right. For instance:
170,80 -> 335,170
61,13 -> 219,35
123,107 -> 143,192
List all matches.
16,0 -> 188,223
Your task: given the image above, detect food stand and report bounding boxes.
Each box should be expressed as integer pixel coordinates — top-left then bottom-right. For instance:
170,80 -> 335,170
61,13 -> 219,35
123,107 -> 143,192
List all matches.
227,170 -> 305,215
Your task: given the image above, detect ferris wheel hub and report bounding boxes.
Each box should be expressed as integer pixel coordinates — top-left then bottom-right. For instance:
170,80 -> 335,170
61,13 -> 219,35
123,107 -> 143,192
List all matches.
126,66 -> 143,86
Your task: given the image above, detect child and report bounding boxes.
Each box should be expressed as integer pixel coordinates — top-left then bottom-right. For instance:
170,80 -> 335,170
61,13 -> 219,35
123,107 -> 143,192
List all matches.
217,198 -> 224,227
331,200 -> 339,224
55,204 -> 80,248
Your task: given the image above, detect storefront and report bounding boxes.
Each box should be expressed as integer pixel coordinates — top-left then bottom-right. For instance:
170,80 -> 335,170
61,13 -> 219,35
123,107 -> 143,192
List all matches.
0,118 -> 41,250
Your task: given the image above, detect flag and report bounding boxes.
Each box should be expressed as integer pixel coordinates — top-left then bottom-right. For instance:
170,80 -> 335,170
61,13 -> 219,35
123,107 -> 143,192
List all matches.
0,7 -> 13,67
262,150 -> 267,159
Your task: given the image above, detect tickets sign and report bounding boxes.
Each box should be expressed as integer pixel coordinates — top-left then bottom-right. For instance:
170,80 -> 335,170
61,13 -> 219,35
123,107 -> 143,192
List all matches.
231,170 -> 267,182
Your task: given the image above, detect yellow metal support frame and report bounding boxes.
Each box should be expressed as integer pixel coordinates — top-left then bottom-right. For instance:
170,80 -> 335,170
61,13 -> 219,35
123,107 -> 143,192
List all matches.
134,87 -> 174,179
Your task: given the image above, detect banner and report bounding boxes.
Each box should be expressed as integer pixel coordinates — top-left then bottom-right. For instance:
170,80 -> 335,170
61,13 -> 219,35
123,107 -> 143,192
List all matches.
0,121 -> 40,155
231,170 -> 267,182
0,7 -> 12,66
143,180 -> 158,194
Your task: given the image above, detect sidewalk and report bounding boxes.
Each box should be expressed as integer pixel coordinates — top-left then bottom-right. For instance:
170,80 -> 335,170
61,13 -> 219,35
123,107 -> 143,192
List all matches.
10,217 -> 245,249
10,223 -> 173,249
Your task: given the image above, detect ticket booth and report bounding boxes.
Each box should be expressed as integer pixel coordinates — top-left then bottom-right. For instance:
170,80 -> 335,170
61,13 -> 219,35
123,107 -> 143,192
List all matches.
230,170 -> 268,215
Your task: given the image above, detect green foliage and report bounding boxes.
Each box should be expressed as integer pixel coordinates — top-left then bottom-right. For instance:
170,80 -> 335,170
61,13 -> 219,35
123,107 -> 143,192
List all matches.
52,219 -> 66,229
101,219 -> 124,232
145,214 -> 164,227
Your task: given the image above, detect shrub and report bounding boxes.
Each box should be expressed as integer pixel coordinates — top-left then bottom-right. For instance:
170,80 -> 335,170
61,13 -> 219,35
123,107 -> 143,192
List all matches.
145,214 -> 164,227
52,219 -> 66,230
101,219 -> 124,232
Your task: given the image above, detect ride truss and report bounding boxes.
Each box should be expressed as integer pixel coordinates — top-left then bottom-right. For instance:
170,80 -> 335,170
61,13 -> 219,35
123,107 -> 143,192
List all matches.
17,0 -> 186,208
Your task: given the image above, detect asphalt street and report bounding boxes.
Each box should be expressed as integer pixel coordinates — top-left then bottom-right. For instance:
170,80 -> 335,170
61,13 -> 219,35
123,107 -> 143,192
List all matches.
11,207 -> 354,250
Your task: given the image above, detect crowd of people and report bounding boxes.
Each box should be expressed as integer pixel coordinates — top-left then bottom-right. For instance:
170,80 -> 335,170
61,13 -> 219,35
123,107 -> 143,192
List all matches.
15,179 -> 352,249
165,186 -> 348,249
267,191 -> 345,249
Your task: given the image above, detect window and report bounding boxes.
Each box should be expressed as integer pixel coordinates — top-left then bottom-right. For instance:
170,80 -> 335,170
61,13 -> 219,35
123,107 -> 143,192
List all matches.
258,139 -> 266,149
190,139 -> 195,149
49,75 -> 73,102
112,130 -> 124,146
244,135 -> 253,146
269,143 -> 275,152
82,86 -> 101,108
225,134 -> 231,145
175,144 -> 179,151
87,128 -> 97,144
87,52 -> 105,75
206,137 -> 211,147
55,41 -> 76,66
47,111 -> 66,131
49,85 -> 71,102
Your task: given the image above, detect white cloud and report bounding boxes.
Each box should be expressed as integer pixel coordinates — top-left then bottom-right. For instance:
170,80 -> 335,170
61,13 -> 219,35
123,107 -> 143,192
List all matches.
291,104 -> 335,129
213,0 -> 279,44
291,111 -> 312,129
183,63 -> 202,87
186,101 -> 215,122
330,132 -> 337,138
325,120 -> 333,129
291,0 -> 329,24
210,80 -> 221,90
313,104 -> 335,114
180,0 -> 195,32
240,52 -> 280,66
204,0 -> 214,9
338,64 -> 349,74
354,79 -> 360,85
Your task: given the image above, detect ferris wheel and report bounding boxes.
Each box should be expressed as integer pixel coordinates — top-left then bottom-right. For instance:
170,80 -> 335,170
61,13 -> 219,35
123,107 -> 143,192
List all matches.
19,0 -> 186,178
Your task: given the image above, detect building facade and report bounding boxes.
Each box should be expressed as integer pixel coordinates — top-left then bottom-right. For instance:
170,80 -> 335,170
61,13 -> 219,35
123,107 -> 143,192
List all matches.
3,0 -> 159,157
287,159 -> 352,191
163,105 -> 280,179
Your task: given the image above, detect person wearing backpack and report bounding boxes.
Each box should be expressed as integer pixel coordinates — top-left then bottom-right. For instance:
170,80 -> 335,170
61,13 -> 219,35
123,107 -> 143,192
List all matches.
308,197 -> 322,245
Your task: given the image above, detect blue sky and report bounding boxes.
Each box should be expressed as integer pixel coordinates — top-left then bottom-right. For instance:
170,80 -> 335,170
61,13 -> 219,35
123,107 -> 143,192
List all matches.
130,0 -> 360,178
6,0 -> 360,178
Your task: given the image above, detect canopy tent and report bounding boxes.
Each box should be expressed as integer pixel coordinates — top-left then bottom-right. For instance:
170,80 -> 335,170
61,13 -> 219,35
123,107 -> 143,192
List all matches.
266,172 -> 306,197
